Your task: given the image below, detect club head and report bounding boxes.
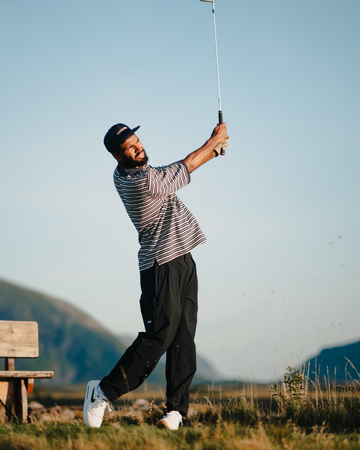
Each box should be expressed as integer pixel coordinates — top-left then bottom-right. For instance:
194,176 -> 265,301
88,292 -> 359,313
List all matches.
200,0 -> 213,2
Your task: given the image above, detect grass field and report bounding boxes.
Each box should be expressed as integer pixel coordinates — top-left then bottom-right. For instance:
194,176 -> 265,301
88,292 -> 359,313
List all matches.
1,421 -> 360,450
1,366 -> 360,449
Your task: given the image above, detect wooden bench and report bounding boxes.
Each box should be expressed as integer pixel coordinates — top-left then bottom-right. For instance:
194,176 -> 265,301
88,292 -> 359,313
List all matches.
0,320 -> 54,422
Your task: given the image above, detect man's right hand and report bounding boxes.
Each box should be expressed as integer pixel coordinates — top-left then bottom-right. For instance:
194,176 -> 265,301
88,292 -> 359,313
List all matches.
211,123 -> 229,142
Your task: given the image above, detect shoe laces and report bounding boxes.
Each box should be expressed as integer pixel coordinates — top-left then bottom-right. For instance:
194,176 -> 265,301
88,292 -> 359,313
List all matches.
106,404 -> 113,413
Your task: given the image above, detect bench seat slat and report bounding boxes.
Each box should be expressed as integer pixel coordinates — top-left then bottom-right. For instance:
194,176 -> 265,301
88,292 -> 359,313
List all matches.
0,371 -> 54,378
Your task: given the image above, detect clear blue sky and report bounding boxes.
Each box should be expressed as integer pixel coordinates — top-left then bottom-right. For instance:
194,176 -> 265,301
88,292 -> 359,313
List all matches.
1,0 -> 359,382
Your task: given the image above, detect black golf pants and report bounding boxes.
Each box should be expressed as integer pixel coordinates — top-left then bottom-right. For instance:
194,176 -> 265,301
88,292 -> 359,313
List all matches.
100,253 -> 198,417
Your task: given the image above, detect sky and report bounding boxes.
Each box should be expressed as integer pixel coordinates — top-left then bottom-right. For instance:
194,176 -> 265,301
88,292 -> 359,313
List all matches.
1,0 -> 359,383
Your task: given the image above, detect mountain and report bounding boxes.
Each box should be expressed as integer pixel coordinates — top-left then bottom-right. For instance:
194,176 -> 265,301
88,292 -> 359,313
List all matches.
302,340 -> 360,384
0,278 -> 221,386
0,277 -> 128,384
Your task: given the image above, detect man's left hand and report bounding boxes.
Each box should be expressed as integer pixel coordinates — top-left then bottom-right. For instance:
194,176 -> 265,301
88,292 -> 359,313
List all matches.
214,139 -> 228,157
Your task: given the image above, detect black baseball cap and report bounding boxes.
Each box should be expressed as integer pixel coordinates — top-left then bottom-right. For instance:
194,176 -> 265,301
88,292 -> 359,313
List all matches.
104,123 -> 140,153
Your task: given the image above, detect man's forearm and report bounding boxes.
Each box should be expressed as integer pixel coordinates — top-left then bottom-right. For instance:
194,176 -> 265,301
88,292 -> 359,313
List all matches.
182,138 -> 219,173
182,123 -> 229,174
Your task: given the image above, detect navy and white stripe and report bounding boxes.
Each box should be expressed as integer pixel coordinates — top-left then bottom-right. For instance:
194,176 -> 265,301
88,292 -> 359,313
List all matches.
114,162 -> 207,271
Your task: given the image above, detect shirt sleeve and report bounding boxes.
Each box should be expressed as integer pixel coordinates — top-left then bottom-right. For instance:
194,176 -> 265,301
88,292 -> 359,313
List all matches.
147,161 -> 191,196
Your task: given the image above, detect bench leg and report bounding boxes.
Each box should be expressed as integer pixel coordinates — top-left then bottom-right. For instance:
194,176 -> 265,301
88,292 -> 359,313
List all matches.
0,381 -> 8,421
0,379 -> 28,423
19,379 -> 28,423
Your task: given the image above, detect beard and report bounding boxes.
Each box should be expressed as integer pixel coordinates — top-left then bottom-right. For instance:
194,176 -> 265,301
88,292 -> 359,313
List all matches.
121,150 -> 149,169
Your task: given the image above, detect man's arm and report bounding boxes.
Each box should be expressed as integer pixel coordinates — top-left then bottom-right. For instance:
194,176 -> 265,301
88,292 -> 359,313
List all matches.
182,123 -> 229,174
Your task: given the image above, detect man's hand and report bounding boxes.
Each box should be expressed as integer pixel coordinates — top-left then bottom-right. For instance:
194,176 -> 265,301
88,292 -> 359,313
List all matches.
214,139 -> 228,157
211,123 -> 228,145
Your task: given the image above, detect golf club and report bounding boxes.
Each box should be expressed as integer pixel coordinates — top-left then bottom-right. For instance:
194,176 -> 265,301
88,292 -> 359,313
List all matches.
200,0 -> 225,155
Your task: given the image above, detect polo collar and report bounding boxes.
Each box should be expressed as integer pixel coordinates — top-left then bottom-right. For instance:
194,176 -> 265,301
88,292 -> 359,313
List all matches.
117,164 -> 149,177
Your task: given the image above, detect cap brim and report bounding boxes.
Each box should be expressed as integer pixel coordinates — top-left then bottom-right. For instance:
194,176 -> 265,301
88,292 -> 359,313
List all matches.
130,125 -> 140,136
122,125 -> 140,144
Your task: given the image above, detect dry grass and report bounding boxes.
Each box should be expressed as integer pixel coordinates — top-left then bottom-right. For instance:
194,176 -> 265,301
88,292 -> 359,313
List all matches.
1,419 -> 360,450
1,364 -> 360,449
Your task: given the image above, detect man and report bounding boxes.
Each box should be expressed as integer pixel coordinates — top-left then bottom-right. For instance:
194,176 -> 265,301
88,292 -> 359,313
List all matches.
83,122 -> 228,430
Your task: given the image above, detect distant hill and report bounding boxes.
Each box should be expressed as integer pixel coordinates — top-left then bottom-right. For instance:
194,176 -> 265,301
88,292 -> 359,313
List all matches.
0,278 -> 222,386
0,278 -> 128,384
303,340 -> 360,384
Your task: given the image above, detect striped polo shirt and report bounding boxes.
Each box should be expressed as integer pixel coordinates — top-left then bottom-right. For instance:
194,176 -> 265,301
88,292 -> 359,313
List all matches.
113,161 -> 207,271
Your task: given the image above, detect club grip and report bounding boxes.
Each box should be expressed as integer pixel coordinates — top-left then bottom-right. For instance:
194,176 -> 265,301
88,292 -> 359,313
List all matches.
218,110 -> 225,156
219,110 -> 223,124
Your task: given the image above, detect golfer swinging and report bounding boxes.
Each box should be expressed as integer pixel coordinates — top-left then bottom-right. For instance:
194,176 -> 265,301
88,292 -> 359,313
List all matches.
83,122 -> 228,430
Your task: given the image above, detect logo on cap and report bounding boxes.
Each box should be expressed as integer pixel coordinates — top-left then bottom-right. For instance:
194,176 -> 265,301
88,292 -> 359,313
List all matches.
116,127 -> 127,135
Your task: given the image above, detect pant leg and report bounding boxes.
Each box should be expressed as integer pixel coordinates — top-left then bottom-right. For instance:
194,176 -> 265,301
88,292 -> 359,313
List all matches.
100,257 -> 186,402
165,254 -> 198,417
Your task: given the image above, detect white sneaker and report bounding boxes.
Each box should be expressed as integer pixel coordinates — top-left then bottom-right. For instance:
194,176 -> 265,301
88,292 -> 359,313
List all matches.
157,411 -> 183,430
83,380 -> 111,428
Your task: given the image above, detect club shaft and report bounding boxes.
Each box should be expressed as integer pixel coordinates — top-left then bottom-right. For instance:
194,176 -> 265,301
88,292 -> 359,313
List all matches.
212,3 -> 222,113
212,3 -> 225,155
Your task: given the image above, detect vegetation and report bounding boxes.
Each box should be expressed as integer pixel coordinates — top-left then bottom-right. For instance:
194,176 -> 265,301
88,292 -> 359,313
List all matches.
269,364 -> 360,430
1,421 -> 360,450
1,366 -> 360,449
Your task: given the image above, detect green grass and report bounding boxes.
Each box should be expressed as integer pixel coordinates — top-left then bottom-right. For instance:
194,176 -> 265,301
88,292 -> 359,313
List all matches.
1,421 -> 360,450
1,366 -> 360,449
